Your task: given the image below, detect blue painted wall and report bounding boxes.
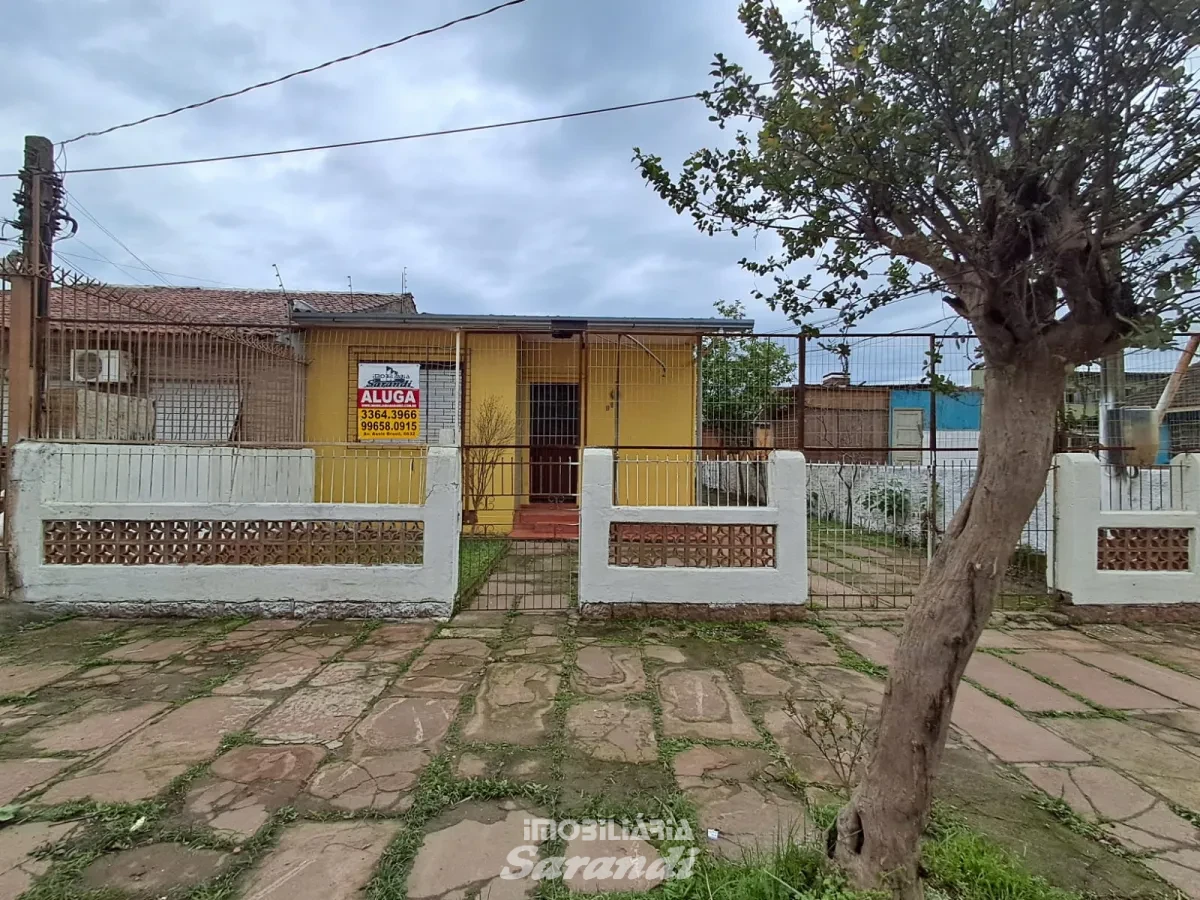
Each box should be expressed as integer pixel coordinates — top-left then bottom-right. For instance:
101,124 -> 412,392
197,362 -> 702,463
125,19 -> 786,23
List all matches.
889,389 -> 983,431
889,389 -> 1172,461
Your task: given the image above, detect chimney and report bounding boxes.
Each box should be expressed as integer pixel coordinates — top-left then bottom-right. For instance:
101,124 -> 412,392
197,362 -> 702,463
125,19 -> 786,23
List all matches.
822,372 -> 850,388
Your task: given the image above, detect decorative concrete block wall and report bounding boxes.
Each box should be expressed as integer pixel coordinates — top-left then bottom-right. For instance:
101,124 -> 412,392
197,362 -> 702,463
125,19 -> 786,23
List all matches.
579,448 -> 808,615
1050,452 -> 1200,606
9,442 -> 460,619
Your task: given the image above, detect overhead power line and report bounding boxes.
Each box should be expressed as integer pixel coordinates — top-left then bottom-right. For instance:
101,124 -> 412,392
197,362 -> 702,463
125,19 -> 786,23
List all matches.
65,193 -> 173,285
22,92 -> 704,177
59,0 -> 531,145
5,235 -> 274,287
64,238 -> 150,286
58,249 -> 240,286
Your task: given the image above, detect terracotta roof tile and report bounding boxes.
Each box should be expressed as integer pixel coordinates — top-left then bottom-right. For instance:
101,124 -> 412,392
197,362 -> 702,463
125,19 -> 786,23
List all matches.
0,284 -> 415,328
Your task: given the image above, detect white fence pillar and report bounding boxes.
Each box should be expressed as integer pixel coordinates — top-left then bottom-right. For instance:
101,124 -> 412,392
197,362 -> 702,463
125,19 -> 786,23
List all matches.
424,445 -> 462,604
579,448 -> 808,612
1049,453 -> 1103,599
1050,451 -> 1200,606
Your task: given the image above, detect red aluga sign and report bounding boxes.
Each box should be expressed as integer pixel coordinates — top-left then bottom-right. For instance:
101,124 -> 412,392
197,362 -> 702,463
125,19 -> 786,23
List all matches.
356,387 -> 419,408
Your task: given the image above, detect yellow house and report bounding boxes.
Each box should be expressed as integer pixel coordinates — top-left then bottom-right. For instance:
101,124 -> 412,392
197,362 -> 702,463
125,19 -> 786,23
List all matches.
293,310 -> 755,536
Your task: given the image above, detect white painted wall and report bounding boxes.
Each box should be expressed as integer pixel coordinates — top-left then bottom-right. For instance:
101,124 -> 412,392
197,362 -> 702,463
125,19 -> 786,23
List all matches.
9,442 -> 460,618
807,461 -> 1051,553
1050,452 -> 1200,605
914,430 -> 980,464
47,444 -> 316,503
1098,465 -> 1185,511
579,448 -> 808,607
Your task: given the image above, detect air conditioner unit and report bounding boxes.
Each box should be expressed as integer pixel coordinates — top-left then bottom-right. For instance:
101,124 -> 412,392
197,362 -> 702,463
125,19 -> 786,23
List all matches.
71,349 -> 131,384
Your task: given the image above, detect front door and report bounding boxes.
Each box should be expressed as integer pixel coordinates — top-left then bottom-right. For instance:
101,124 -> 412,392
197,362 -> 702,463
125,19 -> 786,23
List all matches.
891,408 -> 924,464
529,383 -> 580,502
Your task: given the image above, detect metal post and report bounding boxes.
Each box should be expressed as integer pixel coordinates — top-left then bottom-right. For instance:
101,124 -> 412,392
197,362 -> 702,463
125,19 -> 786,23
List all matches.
927,334 -> 938,562
6,276 -> 35,447
579,333 -> 588,449
928,334 -> 938,462
613,335 -> 623,448
797,335 -> 807,452
453,329 -> 462,446
1099,352 -> 1126,465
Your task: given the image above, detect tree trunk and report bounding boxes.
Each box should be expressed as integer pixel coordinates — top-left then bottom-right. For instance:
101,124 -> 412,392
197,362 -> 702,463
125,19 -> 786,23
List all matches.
833,348 -> 1067,899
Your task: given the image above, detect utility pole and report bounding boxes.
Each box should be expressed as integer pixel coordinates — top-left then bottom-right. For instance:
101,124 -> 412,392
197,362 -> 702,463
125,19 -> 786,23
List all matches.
16,136 -> 59,310
6,136 -> 64,448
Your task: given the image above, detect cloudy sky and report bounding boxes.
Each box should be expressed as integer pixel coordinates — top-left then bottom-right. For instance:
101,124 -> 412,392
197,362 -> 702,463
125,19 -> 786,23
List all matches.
2,0 -> 951,335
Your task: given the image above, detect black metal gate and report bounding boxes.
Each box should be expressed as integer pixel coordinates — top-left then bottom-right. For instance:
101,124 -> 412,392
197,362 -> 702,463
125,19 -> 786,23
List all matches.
457,444 -> 578,612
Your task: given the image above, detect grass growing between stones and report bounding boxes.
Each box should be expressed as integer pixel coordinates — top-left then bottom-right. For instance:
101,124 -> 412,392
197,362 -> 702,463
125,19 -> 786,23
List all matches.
556,811 -> 1101,900
179,809 -> 298,900
922,814 -> 1085,900
0,614 -> 79,654
546,840 -> 874,900
935,749 -> 1168,899
810,620 -> 888,679
999,661 -> 1128,721
1028,793 -> 1135,859
363,749 -> 557,900
1129,650 -> 1196,678
11,613 -> 1179,900
454,537 -> 510,613
363,617 -> 572,900
675,621 -> 775,645
962,678 -> 1021,710
346,619 -> 383,650
16,799 -> 174,900
0,692 -> 42,706
1169,804 -> 1200,829
12,752 -> 264,900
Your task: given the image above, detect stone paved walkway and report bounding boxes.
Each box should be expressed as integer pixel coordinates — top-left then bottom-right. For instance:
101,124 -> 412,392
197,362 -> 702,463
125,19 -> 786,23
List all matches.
0,612 -> 1198,898
468,542 -> 578,612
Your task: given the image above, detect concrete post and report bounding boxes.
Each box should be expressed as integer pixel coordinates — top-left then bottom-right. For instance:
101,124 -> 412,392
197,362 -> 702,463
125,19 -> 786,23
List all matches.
1175,454 -> 1200,584
1049,453 -> 1101,598
426,446 -> 462,601
578,448 -> 615,602
771,450 -> 808,601
1177,453 -> 1200,513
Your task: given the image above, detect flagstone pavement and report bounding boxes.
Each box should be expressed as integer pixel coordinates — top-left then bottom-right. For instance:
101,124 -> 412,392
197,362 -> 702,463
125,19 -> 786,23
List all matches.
0,612 -> 1198,898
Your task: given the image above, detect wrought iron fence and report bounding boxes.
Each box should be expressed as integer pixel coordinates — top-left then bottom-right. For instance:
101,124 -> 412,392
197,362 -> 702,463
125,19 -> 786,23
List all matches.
1098,461 -> 1187,511
613,449 -> 769,507
11,269 -> 1196,614
805,457 -> 1053,610
28,272 -> 305,445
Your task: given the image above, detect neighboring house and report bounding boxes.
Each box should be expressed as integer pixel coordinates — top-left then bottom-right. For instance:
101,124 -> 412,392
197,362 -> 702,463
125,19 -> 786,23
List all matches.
973,365 -> 1178,461
771,382 -> 890,463
0,285 -> 415,445
769,380 -> 983,465
887,387 -> 982,464
1125,365 -> 1200,459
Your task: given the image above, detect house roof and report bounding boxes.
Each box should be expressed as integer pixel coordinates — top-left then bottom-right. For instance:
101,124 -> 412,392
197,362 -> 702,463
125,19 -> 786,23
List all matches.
289,310 -> 755,335
0,284 -> 416,329
1126,364 -> 1200,411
